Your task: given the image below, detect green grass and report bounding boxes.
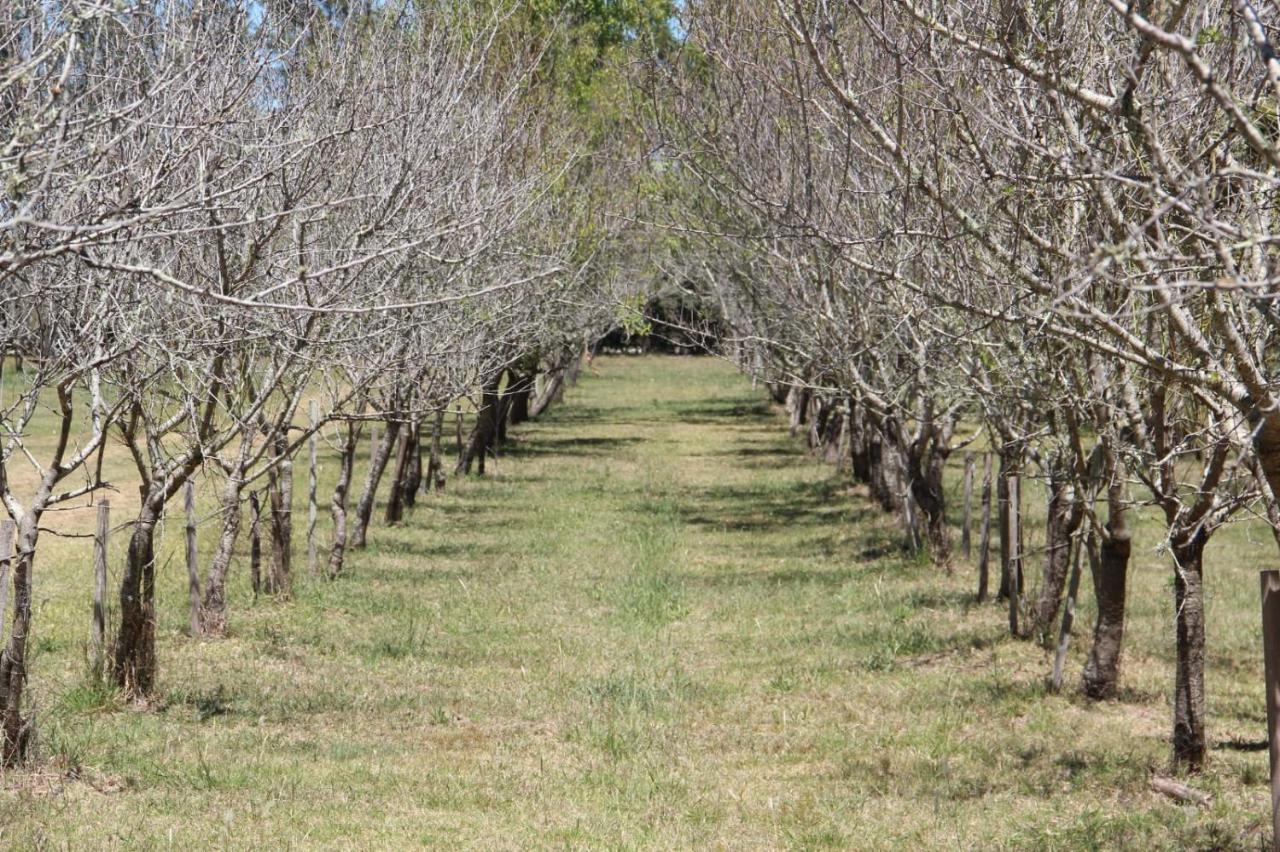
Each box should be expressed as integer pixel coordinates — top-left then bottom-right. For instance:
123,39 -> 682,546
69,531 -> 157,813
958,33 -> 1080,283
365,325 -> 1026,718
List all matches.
0,355 -> 1274,848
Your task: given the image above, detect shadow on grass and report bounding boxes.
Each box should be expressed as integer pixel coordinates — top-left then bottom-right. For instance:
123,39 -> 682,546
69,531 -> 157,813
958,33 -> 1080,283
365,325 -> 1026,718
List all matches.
503,435 -> 643,459
671,478 -> 850,534
670,399 -> 775,420
363,539 -> 510,561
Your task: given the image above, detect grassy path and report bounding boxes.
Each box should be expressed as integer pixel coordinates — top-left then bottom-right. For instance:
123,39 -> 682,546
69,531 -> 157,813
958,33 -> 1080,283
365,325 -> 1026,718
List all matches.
5,355 -> 1271,849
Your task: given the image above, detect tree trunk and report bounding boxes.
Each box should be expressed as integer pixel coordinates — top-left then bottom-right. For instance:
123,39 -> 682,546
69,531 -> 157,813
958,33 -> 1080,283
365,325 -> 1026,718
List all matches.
184,482 -> 200,636
565,349 -> 583,386
0,521 -> 34,764
809,398 -> 827,452
328,422 -> 359,579
384,424 -> 414,526
849,404 -> 871,483
1171,528 -> 1208,772
352,419 -> 401,549
1032,473 -> 1083,640
821,405 -> 845,465
787,386 -> 809,438
530,369 -> 566,419
458,375 -> 501,475
426,409 -> 445,493
264,433 -> 292,597
200,474 -> 244,637
113,503 -> 160,699
508,372 -> 533,425
868,422 -> 901,514
307,401 -> 320,575
1082,508 -> 1131,699
403,420 -> 422,509
909,433 -> 952,569
495,375 -> 517,447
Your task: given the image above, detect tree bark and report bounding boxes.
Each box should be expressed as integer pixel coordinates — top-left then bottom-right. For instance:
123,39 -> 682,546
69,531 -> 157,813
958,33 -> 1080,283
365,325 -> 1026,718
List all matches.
1171,527 -> 1208,772
0,520 -> 33,763
184,481 -> 200,636
909,427 -> 952,569
426,409 -> 445,493
821,404 -> 845,465
113,504 -> 160,699
384,423 -> 414,526
327,422 -> 359,579
530,369 -> 566,419
787,386 -> 809,438
264,431 -> 292,597
506,370 -> 534,427
458,375 -> 501,475
199,473 -> 244,637
849,404 -> 871,483
352,418 -> 401,549
1032,472 -> 1084,640
403,419 -> 422,509
495,373 -> 519,448
307,401 -> 319,575
1082,508 -> 1131,699
809,398 -> 827,452
868,419 -> 902,514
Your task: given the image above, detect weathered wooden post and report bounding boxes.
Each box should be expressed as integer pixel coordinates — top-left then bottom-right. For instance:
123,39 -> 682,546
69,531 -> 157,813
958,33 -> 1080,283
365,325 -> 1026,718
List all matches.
184,482 -> 200,636
977,454 -> 993,602
1006,473 -> 1021,636
91,504 -> 108,678
961,453 -> 975,558
1261,570 -> 1280,851
307,400 -> 319,577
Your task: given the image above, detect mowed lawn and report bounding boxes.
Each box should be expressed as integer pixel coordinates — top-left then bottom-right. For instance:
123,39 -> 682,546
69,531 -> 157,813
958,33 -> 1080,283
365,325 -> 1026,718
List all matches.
1,355 -> 1274,849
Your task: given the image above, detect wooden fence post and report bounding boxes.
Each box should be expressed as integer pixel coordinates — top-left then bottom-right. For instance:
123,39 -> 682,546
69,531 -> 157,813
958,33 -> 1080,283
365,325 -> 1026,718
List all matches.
1260,569 -> 1280,851
91,504 -> 108,677
1006,473 -> 1021,636
185,482 -> 201,636
308,400 -> 319,577
977,454 -> 993,602
961,453 -> 975,558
